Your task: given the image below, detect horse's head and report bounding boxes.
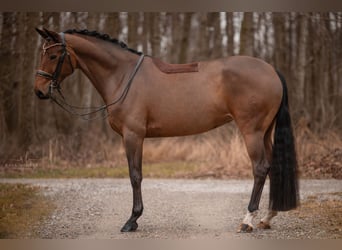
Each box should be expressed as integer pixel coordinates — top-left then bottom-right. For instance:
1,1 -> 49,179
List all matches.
34,28 -> 76,99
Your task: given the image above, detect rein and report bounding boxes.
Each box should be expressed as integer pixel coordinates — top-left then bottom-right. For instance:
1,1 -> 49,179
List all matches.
36,32 -> 145,121
51,53 -> 145,120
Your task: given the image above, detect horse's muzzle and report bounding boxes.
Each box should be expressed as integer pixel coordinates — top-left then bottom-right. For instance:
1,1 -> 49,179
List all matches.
35,89 -> 50,99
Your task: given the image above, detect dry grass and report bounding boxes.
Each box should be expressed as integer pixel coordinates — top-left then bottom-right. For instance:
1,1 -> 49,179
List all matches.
1,124 -> 252,179
1,122 -> 341,179
0,162 -> 199,179
0,183 -> 54,238
296,125 -> 342,179
290,192 -> 342,238
142,125 -> 251,178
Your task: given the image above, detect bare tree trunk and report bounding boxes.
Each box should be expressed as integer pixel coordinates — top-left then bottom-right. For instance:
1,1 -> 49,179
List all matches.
226,12 -> 235,56
0,13 -> 16,137
305,14 -> 316,128
272,13 -> 286,71
308,13 -> 328,131
149,13 -> 161,58
254,13 -> 263,58
318,13 -> 332,130
127,12 -> 139,50
41,12 -> 53,27
18,12 -> 40,150
168,13 -> 182,63
15,13 -> 26,138
295,13 -> 308,115
207,12 -> 222,58
179,13 -> 193,63
263,12 -> 273,62
331,13 -> 342,131
142,12 -> 151,55
102,12 -> 121,36
197,13 -> 209,61
239,12 -> 254,56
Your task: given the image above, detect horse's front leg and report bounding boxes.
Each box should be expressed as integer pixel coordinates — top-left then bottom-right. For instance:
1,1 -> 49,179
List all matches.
120,130 -> 144,232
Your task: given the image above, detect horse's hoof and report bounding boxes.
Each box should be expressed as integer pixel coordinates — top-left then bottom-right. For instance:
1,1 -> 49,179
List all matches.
237,223 -> 253,233
120,221 -> 138,232
257,221 -> 271,229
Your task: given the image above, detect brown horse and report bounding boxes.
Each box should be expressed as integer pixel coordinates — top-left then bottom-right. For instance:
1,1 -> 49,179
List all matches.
34,28 -> 298,233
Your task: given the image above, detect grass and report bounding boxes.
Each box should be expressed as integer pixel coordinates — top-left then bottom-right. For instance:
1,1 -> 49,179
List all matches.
0,183 -> 54,238
0,162 -> 200,179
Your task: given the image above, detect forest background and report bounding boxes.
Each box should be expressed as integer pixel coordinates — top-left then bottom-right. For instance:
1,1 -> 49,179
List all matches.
0,12 -> 341,179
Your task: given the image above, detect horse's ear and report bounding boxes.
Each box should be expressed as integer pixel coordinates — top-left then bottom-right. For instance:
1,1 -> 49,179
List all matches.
43,28 -> 61,43
35,27 -> 49,40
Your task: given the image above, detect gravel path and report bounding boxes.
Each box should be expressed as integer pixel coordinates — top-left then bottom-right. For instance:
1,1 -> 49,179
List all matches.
1,178 -> 341,239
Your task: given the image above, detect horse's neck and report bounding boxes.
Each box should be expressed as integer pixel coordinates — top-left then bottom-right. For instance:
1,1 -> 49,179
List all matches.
68,35 -> 137,103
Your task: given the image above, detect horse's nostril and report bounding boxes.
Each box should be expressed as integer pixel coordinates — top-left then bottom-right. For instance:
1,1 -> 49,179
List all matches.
35,89 -> 49,99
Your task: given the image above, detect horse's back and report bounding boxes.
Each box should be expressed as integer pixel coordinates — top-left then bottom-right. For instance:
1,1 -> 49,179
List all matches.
139,56 -> 282,137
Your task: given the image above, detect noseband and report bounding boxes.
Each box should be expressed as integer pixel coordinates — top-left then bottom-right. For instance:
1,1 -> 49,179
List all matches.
36,32 -> 74,95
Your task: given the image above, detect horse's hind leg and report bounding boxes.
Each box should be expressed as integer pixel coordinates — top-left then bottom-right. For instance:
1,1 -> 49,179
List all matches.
258,210 -> 278,229
238,130 -> 270,233
257,122 -> 278,229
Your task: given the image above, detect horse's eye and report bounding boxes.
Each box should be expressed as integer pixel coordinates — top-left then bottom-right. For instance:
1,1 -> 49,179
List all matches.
49,55 -> 57,60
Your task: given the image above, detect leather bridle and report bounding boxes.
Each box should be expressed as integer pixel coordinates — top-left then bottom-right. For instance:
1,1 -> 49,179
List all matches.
35,32 -> 145,120
36,32 -> 74,96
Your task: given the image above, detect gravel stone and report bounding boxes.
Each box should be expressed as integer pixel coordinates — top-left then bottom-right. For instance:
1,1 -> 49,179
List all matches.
1,178 -> 341,239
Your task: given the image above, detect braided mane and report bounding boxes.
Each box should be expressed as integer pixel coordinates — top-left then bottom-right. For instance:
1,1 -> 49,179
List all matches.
64,29 -> 142,56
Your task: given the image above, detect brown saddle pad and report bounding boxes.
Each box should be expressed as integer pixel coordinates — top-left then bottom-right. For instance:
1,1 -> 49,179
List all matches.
152,58 -> 199,74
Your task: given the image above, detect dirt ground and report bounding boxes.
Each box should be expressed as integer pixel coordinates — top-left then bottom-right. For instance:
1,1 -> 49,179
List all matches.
1,178 -> 341,239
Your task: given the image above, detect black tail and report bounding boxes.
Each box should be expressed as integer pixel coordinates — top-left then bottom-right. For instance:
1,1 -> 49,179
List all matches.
269,71 -> 299,211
